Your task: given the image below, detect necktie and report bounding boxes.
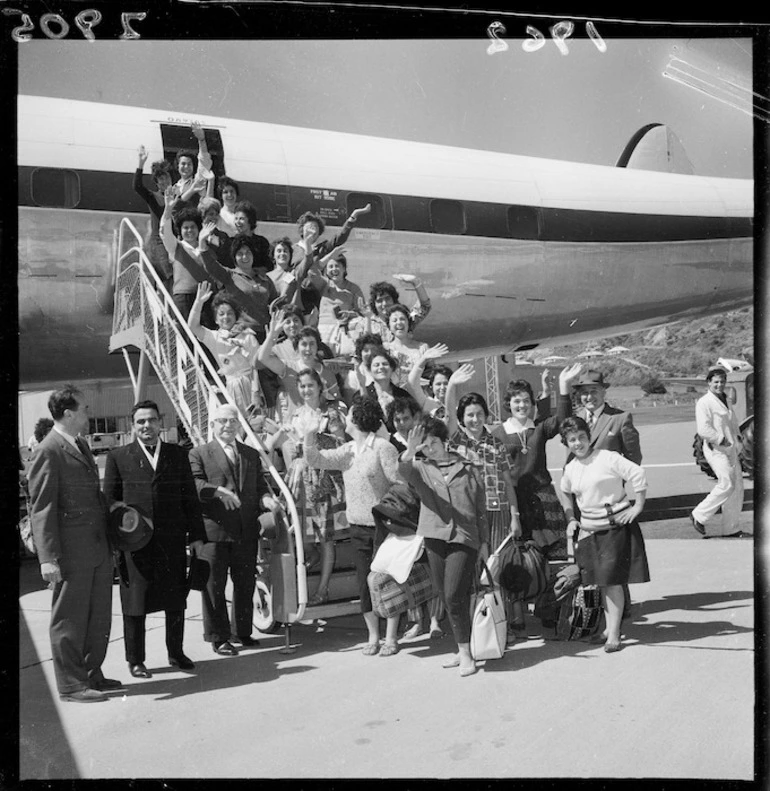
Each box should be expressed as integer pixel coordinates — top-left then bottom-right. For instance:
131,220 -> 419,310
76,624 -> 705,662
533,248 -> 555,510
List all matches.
224,443 -> 240,480
586,411 -> 595,429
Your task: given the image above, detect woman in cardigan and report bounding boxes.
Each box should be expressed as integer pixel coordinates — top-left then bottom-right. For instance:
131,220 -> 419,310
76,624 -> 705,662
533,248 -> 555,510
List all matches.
303,397 -> 402,656
557,416 -> 650,653
400,415 -> 489,677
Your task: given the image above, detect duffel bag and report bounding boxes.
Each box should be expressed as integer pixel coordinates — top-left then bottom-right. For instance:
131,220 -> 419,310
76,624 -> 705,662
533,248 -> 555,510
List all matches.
368,562 -> 434,619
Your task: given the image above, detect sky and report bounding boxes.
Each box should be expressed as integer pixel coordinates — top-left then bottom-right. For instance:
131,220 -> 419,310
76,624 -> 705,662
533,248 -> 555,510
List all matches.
18,36 -> 753,179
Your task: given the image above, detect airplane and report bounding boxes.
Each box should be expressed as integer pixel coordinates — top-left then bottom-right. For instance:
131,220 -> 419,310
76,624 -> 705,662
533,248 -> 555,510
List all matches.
18,94 -> 753,390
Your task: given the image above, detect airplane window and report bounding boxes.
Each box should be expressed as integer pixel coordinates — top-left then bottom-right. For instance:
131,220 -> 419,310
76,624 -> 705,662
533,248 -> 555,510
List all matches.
346,193 -> 386,229
160,124 -> 226,180
430,199 -> 466,234
507,205 -> 540,240
31,168 -> 80,209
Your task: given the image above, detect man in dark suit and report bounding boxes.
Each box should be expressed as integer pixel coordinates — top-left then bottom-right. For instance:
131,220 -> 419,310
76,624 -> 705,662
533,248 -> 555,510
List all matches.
104,401 -> 206,679
571,369 -> 642,464
28,386 -> 120,702
188,404 -> 270,655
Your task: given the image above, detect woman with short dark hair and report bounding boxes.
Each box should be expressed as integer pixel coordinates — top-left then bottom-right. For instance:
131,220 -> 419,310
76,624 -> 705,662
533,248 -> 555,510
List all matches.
558,416 -> 650,653
133,145 -> 173,283
400,415 -> 489,676
303,397 -> 402,656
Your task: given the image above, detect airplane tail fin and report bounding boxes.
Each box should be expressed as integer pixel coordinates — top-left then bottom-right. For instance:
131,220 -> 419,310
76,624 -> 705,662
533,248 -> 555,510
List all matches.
615,123 -> 694,175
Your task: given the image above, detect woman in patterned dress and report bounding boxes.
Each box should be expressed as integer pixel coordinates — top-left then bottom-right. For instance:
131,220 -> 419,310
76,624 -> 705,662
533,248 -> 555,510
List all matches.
270,368 -> 348,605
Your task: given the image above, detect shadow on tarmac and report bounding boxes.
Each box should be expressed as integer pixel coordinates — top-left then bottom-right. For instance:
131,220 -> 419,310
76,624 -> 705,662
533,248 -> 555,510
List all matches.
19,613 -> 80,781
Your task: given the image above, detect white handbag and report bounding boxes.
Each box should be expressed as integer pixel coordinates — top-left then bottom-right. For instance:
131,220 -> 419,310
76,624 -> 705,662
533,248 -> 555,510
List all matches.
480,533 -> 513,586
470,560 -> 507,661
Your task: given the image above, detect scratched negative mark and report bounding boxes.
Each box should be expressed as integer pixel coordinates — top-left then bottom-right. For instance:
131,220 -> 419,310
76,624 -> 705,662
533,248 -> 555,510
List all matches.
663,49 -> 769,123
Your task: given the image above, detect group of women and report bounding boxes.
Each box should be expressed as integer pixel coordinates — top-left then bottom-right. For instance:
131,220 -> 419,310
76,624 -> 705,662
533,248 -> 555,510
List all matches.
132,137 -> 651,676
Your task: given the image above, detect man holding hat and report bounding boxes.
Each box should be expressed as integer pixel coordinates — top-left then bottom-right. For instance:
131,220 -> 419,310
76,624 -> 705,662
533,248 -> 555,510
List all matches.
569,369 -> 642,465
104,401 -> 206,679
27,385 -> 120,702
691,366 -> 745,538
188,404 -> 271,655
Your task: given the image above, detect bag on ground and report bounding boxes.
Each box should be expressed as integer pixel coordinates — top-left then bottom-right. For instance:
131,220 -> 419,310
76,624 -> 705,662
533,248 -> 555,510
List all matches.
470,560 -> 507,661
368,562 -> 434,618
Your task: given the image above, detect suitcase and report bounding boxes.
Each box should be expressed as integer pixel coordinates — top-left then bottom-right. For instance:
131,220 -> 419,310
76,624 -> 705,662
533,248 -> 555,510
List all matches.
368,562 -> 434,618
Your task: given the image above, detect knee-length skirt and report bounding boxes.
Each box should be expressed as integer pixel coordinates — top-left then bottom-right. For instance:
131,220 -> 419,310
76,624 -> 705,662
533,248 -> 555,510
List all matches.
575,520 -> 650,586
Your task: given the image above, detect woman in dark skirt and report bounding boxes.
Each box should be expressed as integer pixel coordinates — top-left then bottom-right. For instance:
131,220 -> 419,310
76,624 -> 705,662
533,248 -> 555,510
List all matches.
558,416 -> 650,653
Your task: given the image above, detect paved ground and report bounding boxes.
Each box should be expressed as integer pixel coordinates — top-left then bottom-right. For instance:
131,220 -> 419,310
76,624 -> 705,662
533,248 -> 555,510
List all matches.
16,417 -> 761,782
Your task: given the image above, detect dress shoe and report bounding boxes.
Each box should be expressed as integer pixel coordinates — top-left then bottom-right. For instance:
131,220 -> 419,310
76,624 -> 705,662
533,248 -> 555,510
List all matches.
128,663 -> 152,679
168,654 -> 195,670
231,635 -> 261,647
213,641 -> 238,656
60,687 -> 108,703
89,676 -> 124,691
689,513 -> 706,536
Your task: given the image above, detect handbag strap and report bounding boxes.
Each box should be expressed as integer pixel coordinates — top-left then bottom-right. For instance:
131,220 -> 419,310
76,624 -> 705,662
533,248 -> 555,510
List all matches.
475,558 -> 501,606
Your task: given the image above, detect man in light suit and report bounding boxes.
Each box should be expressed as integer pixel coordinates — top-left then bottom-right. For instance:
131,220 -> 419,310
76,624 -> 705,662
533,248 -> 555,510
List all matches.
28,386 -> 120,702
188,404 -> 270,655
570,369 -> 642,465
104,401 -> 206,679
691,366 -> 745,538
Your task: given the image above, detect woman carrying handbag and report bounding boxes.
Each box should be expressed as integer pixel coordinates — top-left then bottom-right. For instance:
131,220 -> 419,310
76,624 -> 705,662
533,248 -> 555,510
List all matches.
399,416 -> 489,677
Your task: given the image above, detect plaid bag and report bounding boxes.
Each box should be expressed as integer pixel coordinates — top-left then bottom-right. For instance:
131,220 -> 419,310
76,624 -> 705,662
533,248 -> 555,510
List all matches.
368,562 -> 434,618
556,584 -> 604,641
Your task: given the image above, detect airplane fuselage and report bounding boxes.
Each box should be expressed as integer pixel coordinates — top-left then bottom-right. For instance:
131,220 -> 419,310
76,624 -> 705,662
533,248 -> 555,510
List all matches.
17,95 -> 753,386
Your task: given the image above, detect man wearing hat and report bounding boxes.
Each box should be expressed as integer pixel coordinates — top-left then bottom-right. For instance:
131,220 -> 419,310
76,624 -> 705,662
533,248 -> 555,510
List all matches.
104,401 -> 206,679
27,386 -> 120,702
188,404 -> 271,655
690,366 -> 745,538
569,369 -> 642,465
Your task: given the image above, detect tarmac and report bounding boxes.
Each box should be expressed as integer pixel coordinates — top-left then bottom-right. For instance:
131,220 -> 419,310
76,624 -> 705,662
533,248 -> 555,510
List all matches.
16,419 -> 763,782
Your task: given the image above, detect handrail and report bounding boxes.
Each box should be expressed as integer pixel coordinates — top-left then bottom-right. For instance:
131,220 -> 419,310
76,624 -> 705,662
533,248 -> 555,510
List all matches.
113,217 -> 308,620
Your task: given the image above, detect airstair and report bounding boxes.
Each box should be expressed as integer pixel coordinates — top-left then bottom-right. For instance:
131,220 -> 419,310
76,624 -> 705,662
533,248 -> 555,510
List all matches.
110,218 -> 360,643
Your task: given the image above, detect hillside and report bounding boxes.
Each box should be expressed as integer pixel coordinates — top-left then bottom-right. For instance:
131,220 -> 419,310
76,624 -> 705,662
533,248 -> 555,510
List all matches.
531,306 -> 754,387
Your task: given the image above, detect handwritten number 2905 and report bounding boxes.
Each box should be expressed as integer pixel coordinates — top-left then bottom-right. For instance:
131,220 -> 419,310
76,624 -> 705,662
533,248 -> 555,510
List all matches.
3,9 -> 146,41
487,21 -> 606,56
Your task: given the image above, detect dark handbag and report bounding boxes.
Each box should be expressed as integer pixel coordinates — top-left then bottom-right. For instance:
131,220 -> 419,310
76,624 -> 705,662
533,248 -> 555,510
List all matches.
498,539 -> 548,601
368,562 -> 434,618
187,555 -> 210,592
556,584 -> 604,641
554,532 -> 603,640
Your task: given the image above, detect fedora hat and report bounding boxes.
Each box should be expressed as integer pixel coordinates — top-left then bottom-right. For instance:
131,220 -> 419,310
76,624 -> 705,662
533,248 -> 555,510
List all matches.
109,502 -> 153,552
573,369 -> 609,389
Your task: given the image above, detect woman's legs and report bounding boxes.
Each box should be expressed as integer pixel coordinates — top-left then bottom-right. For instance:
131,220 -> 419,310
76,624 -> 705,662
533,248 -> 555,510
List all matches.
603,584 -> 625,648
312,539 -> 335,601
426,539 -> 477,670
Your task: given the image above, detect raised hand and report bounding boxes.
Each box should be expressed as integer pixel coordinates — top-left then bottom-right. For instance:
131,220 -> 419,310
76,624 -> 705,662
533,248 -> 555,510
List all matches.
422,343 -> 449,361
267,308 -> 287,338
449,363 -> 475,386
404,425 -> 425,460
559,362 -> 584,388
191,121 -> 205,141
199,220 -> 216,244
392,273 -> 422,289
137,145 -> 148,168
195,281 -> 213,304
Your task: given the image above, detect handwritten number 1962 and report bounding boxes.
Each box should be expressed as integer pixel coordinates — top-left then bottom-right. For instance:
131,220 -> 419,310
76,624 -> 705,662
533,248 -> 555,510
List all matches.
487,20 -> 606,56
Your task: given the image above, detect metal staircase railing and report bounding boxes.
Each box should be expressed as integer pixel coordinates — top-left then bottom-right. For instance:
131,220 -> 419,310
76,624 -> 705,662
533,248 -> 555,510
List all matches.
110,217 -> 311,623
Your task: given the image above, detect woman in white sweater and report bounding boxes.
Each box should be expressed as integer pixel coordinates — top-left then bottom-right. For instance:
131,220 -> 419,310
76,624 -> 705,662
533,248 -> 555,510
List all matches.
558,416 -> 650,653
303,397 -> 402,656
